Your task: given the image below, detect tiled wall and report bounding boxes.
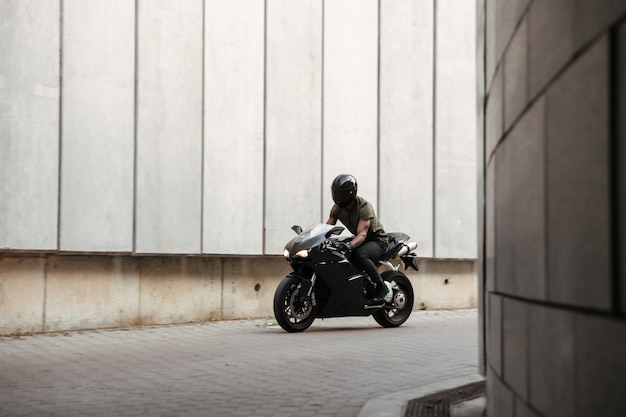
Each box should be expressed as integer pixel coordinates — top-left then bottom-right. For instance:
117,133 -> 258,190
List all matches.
1,0 -> 477,259
483,0 -> 626,415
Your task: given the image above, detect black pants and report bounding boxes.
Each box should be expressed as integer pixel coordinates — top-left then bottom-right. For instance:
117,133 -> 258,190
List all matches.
352,239 -> 387,283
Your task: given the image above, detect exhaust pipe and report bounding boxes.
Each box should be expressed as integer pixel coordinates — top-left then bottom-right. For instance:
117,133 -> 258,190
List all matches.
392,241 -> 417,259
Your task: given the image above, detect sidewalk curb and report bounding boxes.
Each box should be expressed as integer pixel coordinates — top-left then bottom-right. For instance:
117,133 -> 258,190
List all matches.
357,373 -> 484,417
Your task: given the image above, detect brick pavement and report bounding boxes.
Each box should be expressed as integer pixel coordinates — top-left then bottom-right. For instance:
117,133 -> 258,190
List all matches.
0,309 -> 480,417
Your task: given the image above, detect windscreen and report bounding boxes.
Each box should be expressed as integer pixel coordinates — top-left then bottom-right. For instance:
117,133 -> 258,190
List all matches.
294,224 -> 334,245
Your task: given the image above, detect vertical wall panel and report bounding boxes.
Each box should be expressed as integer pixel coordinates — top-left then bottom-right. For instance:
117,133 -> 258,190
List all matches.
265,0 -> 323,254
379,0 -> 434,256
136,0 -> 203,254
612,23 -> 626,315
323,0 -> 379,219
0,1 -> 59,250
435,0 -> 477,258
60,0 -> 135,252
203,0 -> 264,255
546,37 -> 611,310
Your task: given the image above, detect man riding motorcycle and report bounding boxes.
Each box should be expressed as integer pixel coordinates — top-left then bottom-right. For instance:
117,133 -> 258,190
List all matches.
326,174 -> 389,304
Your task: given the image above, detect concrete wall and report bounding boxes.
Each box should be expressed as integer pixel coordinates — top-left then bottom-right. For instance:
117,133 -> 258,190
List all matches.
0,0 -> 477,259
0,1 -> 478,333
61,0 -> 135,252
0,254 -> 476,334
481,1 -> 626,415
0,0 -> 60,251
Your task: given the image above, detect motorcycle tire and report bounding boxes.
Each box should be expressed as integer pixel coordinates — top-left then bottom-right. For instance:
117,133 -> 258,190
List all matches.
372,270 -> 414,328
273,274 -> 318,333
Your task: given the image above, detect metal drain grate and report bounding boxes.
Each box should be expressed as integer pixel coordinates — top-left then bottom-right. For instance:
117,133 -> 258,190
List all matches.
404,381 -> 485,417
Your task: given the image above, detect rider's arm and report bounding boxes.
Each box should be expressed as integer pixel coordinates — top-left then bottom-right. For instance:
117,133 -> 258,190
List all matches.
326,217 -> 336,225
351,219 -> 370,248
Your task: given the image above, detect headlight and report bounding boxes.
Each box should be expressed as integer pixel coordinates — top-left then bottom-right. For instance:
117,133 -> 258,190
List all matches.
283,249 -> 290,259
295,249 -> 309,258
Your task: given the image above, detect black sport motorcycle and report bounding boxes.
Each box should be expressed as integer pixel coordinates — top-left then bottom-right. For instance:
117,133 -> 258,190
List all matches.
273,223 -> 419,332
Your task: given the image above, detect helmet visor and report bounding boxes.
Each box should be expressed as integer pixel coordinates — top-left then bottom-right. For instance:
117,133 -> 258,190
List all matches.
332,187 -> 354,207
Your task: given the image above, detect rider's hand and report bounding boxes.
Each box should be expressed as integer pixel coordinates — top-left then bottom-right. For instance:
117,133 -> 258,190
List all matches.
337,241 -> 354,257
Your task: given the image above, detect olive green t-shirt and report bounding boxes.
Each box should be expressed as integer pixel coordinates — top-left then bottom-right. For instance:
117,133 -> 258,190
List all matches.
330,196 -> 388,243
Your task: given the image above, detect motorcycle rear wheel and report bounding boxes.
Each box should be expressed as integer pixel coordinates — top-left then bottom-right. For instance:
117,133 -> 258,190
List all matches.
372,270 -> 414,328
273,274 -> 318,332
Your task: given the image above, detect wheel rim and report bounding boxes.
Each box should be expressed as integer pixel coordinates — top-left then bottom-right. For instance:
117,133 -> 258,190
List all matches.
283,283 -> 315,326
383,280 -> 412,322
393,289 -> 407,310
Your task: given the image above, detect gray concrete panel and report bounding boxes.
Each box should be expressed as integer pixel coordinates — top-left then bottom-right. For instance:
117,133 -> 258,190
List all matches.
528,305 -> 575,417
60,0 -> 135,252
486,368 -> 514,417
485,0 -> 496,85
0,255 -> 476,333
511,98 -> 546,300
503,17 -> 528,131
485,160 -> 495,292
221,257 -> 291,320
0,257 -> 45,334
485,66 -> 503,161
409,259 -> 477,310
45,256 -> 140,332
494,134 -> 515,295
573,0 -> 626,52
322,0 -> 379,218
620,22 -> 626,315
528,0 -> 575,100
379,0 -> 434,257
138,257 -> 222,324
502,298 -> 528,400
487,293 -> 502,376
264,0 -> 322,254
546,36 -> 611,310
203,0 -> 265,255
136,0 -> 203,254
0,1 -> 59,250
515,398 -> 542,417
575,314 -> 626,416
434,0 -> 478,259
494,0 -> 530,69
495,97 -> 546,301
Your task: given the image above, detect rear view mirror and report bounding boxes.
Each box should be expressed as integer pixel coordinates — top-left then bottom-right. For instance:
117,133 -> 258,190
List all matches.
291,225 -> 303,235
325,226 -> 344,238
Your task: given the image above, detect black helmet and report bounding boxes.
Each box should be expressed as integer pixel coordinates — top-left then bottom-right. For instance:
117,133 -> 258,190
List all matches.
331,174 -> 357,208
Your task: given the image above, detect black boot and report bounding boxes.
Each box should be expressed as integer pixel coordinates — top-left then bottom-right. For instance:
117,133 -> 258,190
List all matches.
369,281 -> 388,304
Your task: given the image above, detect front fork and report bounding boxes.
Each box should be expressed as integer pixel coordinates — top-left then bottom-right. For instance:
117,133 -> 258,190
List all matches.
297,272 -> 317,304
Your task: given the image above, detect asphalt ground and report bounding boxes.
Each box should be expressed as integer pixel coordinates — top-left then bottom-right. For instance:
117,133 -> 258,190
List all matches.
0,309 -> 481,417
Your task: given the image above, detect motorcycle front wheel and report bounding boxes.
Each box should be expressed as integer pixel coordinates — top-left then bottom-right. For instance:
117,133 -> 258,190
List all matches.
372,270 -> 414,328
273,274 -> 318,332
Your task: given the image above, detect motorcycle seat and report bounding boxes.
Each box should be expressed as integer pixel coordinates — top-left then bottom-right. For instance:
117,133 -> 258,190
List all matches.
379,232 -> 411,261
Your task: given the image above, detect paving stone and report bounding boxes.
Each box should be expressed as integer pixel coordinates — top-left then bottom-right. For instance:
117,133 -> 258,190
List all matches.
0,311 -> 479,417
